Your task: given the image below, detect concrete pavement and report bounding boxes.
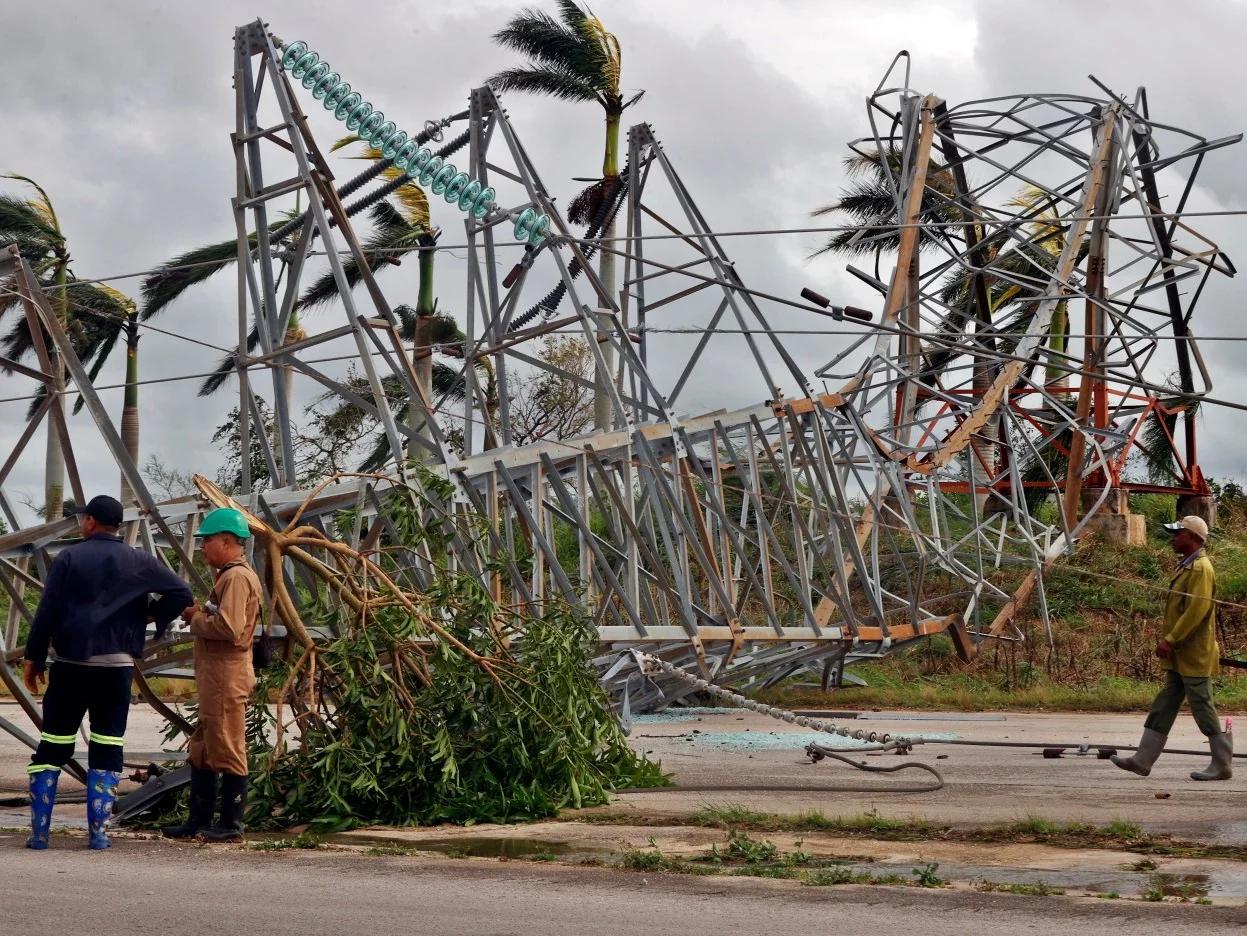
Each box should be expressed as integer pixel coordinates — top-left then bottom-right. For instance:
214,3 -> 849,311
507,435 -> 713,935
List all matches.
4,703 -> 1247,840
1,834 -> 1246,935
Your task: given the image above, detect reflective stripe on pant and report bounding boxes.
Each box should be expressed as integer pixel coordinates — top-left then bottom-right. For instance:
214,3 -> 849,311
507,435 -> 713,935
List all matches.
1144,669 -> 1222,737
30,662 -> 133,773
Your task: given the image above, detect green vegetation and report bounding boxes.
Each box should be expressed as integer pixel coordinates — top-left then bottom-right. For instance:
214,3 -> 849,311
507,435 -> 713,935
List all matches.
583,805 -> 1247,863
364,845 -> 422,857
686,806 -> 933,837
762,493 -> 1247,712
243,471 -> 666,833
976,880 -> 1066,896
911,861 -> 945,887
616,836 -> 945,889
722,831 -> 778,863
247,832 -> 326,851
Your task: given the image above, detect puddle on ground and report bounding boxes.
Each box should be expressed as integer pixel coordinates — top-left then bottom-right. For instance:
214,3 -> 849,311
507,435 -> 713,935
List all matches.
1154,872 -> 1211,900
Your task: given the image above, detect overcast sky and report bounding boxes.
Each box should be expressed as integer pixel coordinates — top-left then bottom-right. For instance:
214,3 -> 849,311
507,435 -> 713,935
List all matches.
1,0 -> 1245,521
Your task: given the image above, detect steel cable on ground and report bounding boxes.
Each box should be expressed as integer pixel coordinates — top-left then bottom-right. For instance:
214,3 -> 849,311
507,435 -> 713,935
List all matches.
622,651 -> 945,794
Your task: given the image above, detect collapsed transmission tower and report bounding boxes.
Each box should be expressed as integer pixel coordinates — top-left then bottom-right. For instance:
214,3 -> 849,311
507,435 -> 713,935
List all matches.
0,25 -> 1238,756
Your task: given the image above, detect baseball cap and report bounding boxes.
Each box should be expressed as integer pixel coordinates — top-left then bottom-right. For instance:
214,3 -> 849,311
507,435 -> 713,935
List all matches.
1163,515 -> 1209,542
68,494 -> 124,528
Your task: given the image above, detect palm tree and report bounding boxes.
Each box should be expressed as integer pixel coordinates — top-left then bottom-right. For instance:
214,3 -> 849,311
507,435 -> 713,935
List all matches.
933,187 -> 1097,512
320,137 -> 445,461
489,0 -> 643,433
141,142 -> 492,480
811,148 -> 961,265
810,149 -> 1008,506
935,186 -> 1082,392
89,288 -> 143,506
0,175 -> 142,518
307,304 -> 497,473
140,218 -> 302,482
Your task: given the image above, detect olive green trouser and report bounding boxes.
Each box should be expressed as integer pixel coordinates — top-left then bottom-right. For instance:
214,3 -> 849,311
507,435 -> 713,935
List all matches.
1143,669 -> 1222,737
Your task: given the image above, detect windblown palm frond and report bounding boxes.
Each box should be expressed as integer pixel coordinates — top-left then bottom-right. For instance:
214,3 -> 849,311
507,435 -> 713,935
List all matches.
141,235 -> 248,320
141,219 -> 293,320
0,196 -> 63,259
488,65 -> 602,104
296,202 -> 426,310
198,322 -> 261,398
332,137 -> 433,233
1141,389 -> 1200,485
489,1 -> 626,111
0,277 -> 136,416
809,148 -> 959,258
2,174 -> 61,234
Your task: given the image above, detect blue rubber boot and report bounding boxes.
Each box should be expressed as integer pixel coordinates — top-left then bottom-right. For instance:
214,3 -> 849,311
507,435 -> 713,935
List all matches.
26,768 -> 60,850
87,769 -> 121,850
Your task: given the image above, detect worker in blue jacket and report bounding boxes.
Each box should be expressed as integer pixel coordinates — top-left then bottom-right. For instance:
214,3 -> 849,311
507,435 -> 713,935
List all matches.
22,494 -> 193,850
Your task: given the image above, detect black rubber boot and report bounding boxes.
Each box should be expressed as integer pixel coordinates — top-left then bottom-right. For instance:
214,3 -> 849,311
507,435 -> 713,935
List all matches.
1191,732 -> 1234,781
161,768 -> 218,839
1110,728 -> 1167,777
201,773 -> 247,843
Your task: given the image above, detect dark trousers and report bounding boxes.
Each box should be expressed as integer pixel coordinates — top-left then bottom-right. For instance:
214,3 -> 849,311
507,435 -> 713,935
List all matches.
29,662 -> 133,773
1143,669 -> 1222,737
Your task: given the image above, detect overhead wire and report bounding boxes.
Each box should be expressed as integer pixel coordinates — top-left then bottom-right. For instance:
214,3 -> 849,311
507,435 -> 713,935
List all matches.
54,207 -> 1247,288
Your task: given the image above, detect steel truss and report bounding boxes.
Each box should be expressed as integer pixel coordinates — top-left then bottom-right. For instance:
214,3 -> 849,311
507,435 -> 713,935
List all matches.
0,31 -> 1238,739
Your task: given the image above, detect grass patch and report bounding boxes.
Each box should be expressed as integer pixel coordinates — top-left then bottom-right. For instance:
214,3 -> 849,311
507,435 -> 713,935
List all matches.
1001,816 -> 1095,838
977,880 -> 1066,896
617,834 -> 940,890
687,807 -> 933,838
690,804 -> 773,826
722,831 -> 778,863
1102,821 -> 1144,840
619,838 -> 673,872
583,806 -> 1247,863
520,851 -> 560,862
247,832 -> 326,851
804,866 -> 880,886
364,845 -> 421,857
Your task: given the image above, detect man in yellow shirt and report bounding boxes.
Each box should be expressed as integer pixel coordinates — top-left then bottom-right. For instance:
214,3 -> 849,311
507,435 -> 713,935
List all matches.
1111,515 -> 1231,781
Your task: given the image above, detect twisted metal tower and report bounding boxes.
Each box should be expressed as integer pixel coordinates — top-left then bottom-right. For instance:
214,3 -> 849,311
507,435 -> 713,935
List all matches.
0,25 -> 1238,756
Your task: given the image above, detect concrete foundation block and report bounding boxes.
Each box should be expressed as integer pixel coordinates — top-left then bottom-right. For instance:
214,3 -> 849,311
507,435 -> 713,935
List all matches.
1081,510 -> 1147,546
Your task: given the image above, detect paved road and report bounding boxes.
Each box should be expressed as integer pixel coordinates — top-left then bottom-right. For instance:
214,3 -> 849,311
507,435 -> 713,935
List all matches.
0,835 -> 1243,935
5,706 -> 1247,842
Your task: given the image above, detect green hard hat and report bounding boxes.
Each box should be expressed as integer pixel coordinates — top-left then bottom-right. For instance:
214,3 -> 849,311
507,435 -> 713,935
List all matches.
195,508 -> 252,539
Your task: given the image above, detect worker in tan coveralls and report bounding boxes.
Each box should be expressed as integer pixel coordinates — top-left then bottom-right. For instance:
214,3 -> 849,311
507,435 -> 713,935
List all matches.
163,508 -> 263,842
1111,515 -> 1232,781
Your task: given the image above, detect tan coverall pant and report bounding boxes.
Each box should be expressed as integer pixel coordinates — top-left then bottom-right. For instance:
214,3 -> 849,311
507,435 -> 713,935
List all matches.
187,561 -> 261,776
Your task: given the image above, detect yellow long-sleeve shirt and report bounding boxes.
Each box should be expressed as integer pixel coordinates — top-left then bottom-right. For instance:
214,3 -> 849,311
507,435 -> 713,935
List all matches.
1161,552 -> 1218,678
